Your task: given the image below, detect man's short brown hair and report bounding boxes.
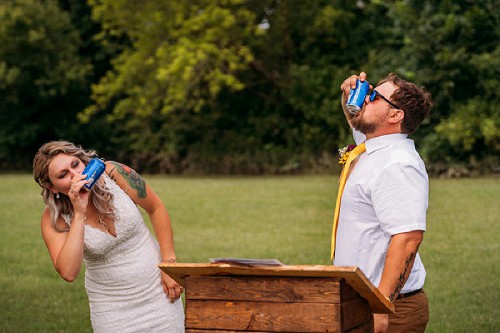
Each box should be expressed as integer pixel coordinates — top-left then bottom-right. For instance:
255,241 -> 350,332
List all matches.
379,73 -> 433,134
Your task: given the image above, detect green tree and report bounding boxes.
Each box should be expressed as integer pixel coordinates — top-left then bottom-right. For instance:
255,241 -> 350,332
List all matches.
56,0 -> 128,159
82,0 -> 257,169
83,0 -> 398,173
0,0 -> 90,168
384,0 -> 499,172
80,0 -> 498,174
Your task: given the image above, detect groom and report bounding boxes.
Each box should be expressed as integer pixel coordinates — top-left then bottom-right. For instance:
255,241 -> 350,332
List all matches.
333,71 -> 433,333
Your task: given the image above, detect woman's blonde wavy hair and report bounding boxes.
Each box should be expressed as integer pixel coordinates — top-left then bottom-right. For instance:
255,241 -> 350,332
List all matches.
33,141 -> 115,232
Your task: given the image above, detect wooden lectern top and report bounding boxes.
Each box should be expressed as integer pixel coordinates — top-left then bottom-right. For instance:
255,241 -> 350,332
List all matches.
159,263 -> 394,314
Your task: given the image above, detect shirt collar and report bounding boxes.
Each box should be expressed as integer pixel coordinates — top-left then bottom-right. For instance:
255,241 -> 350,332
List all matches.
364,133 -> 408,154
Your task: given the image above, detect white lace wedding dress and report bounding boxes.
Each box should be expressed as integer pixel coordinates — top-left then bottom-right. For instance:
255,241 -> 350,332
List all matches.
63,175 -> 185,332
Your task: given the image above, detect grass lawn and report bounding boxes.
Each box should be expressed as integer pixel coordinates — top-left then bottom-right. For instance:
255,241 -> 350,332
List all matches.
0,174 -> 498,332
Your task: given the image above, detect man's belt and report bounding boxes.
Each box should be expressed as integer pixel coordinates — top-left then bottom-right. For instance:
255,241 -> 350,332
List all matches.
397,288 -> 422,299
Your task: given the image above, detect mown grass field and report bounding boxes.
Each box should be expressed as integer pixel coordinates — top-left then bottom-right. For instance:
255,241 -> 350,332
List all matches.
0,174 -> 498,332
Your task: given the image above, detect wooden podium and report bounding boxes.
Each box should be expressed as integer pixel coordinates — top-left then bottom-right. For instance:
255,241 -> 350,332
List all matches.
160,263 -> 394,333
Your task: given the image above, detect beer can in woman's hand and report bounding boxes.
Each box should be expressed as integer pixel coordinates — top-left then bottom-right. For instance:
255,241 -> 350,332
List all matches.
82,158 -> 105,191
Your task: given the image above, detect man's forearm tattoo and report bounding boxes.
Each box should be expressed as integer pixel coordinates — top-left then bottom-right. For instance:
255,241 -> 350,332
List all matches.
109,162 -> 147,198
389,252 -> 415,302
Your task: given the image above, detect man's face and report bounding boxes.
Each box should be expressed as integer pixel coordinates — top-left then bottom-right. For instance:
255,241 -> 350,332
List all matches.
351,81 -> 398,135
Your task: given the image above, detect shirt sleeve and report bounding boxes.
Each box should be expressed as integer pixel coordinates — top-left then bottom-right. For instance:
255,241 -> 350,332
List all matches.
370,160 -> 428,235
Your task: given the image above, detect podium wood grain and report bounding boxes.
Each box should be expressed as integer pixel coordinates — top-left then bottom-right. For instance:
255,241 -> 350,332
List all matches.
159,264 -> 394,332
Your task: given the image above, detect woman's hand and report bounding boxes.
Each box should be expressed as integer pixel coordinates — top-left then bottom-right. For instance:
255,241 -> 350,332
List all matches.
161,270 -> 183,303
68,174 -> 90,215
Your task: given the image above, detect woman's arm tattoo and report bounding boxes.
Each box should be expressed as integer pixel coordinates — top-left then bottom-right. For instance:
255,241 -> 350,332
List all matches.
108,162 -> 147,198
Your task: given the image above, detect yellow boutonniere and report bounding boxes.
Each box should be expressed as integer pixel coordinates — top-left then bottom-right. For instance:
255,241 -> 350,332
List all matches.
338,144 -> 356,165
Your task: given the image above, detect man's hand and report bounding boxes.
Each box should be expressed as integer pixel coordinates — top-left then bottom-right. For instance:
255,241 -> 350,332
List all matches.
339,71 -> 373,126
340,71 -> 370,98
373,313 -> 389,333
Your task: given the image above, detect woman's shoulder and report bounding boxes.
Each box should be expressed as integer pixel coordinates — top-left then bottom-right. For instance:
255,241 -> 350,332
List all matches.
41,206 -> 51,224
104,160 -> 140,181
103,160 -> 146,197
104,160 -> 149,204
41,207 -> 69,233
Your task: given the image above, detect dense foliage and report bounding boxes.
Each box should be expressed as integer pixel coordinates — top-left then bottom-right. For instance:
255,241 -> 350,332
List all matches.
0,0 -> 90,168
0,0 -> 498,175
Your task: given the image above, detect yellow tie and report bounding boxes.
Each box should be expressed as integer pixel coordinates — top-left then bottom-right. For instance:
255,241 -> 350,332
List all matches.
330,143 -> 366,261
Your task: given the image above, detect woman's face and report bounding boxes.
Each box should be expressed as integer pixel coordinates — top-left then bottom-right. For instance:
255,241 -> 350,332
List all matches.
47,153 -> 86,195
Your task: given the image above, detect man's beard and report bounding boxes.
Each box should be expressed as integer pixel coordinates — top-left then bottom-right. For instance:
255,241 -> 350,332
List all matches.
351,115 -> 377,134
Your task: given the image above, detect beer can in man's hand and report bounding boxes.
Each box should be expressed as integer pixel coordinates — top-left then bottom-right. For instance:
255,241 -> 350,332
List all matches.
345,80 -> 370,116
82,158 -> 106,191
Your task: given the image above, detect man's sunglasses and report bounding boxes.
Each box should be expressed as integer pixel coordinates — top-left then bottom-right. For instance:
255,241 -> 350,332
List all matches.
368,90 -> 400,110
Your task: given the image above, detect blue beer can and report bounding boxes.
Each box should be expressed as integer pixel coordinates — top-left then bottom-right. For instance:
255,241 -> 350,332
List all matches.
346,79 -> 370,115
82,158 -> 106,191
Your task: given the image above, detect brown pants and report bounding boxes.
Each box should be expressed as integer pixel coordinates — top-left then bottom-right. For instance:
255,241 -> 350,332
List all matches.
387,289 -> 429,333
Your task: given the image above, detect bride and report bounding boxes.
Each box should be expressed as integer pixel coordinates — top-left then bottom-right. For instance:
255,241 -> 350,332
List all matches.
33,141 -> 185,332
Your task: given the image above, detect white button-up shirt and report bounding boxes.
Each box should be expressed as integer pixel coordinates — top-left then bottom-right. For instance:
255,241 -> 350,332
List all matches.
334,131 -> 427,293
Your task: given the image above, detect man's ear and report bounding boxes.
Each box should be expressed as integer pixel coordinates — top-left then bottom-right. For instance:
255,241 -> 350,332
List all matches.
389,109 -> 404,124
